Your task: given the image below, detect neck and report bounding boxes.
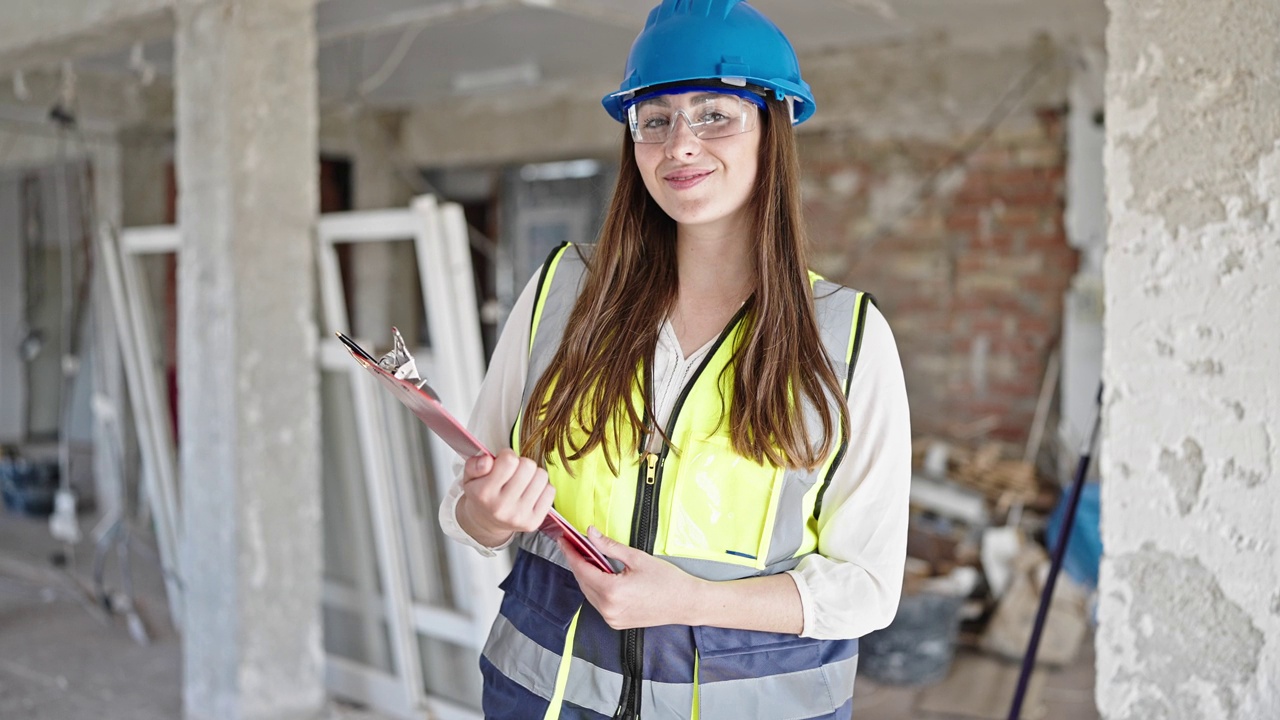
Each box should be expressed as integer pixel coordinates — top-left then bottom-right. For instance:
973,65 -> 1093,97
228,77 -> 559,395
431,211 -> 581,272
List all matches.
675,222 -> 755,302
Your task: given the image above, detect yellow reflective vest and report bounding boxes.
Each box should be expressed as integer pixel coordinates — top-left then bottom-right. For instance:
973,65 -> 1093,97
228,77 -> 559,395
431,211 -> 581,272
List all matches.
481,243 -> 873,720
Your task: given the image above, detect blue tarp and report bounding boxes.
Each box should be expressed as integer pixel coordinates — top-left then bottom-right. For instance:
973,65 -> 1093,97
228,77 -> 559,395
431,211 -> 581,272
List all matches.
1047,481 -> 1101,589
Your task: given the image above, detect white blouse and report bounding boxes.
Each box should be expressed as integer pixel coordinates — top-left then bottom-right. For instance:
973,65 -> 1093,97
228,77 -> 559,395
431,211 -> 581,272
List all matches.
439,272 -> 912,640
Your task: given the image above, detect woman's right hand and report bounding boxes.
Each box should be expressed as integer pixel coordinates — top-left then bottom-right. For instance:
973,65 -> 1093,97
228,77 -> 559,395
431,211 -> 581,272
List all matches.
456,449 -> 556,546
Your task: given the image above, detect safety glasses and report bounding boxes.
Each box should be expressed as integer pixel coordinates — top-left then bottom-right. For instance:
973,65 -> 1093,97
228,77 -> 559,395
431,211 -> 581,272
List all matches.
625,88 -> 765,144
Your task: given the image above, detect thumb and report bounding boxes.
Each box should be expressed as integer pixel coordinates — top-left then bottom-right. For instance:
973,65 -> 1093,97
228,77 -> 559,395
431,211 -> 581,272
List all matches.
587,526 -> 638,560
465,452 -> 493,479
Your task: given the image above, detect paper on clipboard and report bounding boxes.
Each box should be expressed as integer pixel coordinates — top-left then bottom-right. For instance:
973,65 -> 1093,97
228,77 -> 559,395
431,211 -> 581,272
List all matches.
336,329 -> 616,574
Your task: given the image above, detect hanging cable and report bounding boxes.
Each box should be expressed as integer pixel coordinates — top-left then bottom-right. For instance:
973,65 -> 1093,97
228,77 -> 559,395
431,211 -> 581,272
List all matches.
357,26 -> 425,98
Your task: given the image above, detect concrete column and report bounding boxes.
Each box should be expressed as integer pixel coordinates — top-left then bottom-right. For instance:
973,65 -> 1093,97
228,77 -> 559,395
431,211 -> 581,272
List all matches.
1099,1 -> 1279,718
174,2 -> 322,719
120,126 -> 172,228
349,110 -> 421,345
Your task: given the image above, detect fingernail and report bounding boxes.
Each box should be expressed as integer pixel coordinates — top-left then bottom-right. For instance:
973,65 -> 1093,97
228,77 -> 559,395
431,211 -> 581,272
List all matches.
588,526 -> 602,539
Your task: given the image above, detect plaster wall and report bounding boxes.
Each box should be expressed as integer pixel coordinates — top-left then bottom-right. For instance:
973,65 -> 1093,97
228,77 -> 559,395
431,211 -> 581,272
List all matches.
1098,1 -> 1280,717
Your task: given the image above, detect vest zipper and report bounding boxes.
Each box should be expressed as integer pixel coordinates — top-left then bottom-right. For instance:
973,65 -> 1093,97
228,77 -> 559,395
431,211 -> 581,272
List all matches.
615,304 -> 752,720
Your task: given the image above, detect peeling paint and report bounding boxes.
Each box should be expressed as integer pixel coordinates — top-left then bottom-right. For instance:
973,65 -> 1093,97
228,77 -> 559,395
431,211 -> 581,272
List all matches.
1219,249 -> 1245,276
1158,439 -> 1205,516
1223,459 -> 1264,489
1111,549 -> 1264,718
1223,400 -> 1245,420
1220,524 -> 1272,555
1185,359 -> 1224,376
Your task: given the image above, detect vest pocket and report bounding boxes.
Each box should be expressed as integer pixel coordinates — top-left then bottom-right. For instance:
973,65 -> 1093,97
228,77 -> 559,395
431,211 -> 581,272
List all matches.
662,435 -> 785,568
692,626 -> 838,718
498,549 -> 584,634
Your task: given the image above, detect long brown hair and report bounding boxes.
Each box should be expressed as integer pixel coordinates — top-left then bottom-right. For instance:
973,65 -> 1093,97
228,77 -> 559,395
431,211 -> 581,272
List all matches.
519,97 -> 849,473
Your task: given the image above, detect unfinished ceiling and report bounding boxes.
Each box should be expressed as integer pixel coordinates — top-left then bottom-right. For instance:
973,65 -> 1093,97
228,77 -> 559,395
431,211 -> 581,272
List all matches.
73,0 -> 1105,110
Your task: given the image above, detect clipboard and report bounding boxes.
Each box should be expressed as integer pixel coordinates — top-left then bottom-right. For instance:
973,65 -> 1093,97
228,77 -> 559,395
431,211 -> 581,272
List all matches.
335,330 -> 616,574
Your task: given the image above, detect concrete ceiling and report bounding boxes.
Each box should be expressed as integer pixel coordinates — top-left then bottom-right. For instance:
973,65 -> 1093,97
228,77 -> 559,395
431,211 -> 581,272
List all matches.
76,0 -> 1104,110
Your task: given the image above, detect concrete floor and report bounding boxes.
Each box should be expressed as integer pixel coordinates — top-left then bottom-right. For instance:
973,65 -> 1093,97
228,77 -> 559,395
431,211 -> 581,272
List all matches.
0,511 -> 1098,719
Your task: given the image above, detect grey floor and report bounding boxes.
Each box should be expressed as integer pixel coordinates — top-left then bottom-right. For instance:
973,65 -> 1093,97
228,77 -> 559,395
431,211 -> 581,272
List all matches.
0,511 -> 1097,720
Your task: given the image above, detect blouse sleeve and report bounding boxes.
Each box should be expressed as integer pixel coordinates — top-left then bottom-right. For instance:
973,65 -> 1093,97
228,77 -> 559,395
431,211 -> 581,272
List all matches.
786,303 -> 912,640
437,274 -> 540,556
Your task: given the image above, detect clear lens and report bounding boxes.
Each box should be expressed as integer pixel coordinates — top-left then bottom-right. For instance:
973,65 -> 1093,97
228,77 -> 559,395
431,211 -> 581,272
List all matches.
628,93 -> 758,144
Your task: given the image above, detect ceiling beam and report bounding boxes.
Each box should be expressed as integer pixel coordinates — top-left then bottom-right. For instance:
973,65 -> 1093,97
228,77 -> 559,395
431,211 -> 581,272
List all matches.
316,0 -> 640,45
317,0 -> 519,45
522,0 -> 643,31
0,0 -> 174,75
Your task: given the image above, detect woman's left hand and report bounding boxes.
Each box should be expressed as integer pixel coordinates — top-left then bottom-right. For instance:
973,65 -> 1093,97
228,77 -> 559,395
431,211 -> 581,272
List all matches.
559,527 -> 706,630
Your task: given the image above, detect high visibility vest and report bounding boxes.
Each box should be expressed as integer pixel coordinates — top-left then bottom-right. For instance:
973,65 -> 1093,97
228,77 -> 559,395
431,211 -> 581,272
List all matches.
481,243 -> 874,720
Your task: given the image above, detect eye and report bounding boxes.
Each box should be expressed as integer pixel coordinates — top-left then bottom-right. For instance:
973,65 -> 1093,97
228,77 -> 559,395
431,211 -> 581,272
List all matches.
697,110 -> 732,125
641,115 -> 670,130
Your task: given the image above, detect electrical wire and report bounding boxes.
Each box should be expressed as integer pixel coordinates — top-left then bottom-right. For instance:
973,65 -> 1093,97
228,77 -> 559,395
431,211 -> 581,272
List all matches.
357,26 -> 425,98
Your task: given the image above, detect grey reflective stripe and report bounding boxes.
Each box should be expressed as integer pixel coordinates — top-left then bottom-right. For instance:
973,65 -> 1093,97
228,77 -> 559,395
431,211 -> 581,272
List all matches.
697,652 -> 858,720
812,279 -> 861,384
556,650 -> 696,717
522,245 -> 593,411
765,467 -> 821,567
560,656 -> 622,715
643,677 -> 696,718
658,553 -> 804,581
482,613 -> 566,700
485,582 -> 697,716
518,526 -> 569,567
764,282 -> 861,566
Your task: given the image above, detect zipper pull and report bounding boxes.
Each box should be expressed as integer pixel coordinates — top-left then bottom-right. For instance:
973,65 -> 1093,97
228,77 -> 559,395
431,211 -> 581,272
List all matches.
644,453 -> 658,485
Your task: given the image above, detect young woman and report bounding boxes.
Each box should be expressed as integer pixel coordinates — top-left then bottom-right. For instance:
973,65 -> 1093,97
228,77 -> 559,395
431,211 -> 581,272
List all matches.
441,1 -> 911,717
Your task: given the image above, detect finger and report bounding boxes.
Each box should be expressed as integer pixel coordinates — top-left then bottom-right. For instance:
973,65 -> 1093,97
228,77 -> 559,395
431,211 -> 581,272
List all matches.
517,467 -> 551,509
463,452 -> 494,481
467,450 -> 520,497
530,482 -> 556,523
586,526 -> 637,564
497,455 -> 537,500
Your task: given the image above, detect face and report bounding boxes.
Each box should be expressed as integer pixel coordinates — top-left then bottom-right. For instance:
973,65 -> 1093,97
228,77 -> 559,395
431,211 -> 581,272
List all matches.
632,91 -> 761,236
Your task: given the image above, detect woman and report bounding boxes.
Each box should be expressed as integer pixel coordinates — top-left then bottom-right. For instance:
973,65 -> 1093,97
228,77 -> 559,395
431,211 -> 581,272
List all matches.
441,1 -> 911,717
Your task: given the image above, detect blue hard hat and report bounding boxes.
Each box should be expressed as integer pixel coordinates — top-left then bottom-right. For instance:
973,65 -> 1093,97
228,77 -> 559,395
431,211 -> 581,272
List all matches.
602,0 -> 816,125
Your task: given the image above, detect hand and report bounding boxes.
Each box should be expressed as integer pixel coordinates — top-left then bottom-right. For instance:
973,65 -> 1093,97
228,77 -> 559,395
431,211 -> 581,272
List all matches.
458,450 -> 555,543
559,527 -> 708,630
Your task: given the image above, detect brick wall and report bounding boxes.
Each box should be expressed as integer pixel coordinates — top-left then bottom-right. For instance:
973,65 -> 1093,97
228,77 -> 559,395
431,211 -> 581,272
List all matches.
801,107 -> 1077,445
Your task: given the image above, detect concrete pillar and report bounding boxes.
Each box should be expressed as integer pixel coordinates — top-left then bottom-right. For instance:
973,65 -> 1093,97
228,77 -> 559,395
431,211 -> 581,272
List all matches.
120,126 -> 172,228
1099,1 -> 1279,718
348,110 -> 421,345
174,2 -> 322,719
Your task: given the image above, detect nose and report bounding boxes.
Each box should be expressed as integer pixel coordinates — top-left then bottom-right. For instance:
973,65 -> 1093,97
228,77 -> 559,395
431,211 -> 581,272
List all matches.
664,111 -> 701,157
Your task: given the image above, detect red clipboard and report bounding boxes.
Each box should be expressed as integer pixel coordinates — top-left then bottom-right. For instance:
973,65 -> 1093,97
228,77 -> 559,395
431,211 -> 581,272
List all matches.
336,331 -> 616,574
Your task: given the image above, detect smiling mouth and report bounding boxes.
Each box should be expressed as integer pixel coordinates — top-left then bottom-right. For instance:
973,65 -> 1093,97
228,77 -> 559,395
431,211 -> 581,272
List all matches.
664,170 -> 712,188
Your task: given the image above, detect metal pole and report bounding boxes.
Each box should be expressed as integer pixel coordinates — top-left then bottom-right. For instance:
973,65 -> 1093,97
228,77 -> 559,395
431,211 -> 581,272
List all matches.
1006,383 -> 1103,719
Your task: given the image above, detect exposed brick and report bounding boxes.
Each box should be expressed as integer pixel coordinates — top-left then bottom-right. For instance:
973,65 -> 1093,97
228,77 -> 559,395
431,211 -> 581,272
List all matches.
799,107 -> 1069,447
